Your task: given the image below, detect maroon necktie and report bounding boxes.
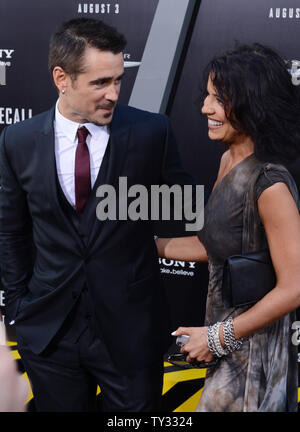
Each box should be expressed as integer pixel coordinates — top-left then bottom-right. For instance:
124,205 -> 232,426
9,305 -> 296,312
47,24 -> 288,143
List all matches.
75,126 -> 91,214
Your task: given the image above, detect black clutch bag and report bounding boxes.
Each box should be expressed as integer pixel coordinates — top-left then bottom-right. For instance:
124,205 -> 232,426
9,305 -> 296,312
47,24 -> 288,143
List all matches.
222,250 -> 276,308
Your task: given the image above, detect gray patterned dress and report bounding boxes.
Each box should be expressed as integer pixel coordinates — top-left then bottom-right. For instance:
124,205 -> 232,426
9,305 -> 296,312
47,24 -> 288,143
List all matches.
196,153 -> 299,412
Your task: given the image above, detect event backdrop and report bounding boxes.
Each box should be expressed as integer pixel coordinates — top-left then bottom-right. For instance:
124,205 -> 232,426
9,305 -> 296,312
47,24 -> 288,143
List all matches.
0,0 -> 209,342
1,0 -> 300,411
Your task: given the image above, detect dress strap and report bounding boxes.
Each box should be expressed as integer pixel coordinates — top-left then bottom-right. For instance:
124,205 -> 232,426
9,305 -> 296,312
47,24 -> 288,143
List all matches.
241,161 -> 297,253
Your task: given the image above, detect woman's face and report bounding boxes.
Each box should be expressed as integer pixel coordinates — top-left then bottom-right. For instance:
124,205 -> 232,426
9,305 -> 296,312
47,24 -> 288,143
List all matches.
202,75 -> 241,144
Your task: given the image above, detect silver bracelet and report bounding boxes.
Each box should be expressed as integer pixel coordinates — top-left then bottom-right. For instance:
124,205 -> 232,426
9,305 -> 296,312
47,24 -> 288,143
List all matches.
207,317 -> 243,358
207,325 -> 221,357
223,319 -> 235,353
206,325 -> 215,354
222,316 -> 243,352
206,322 -> 228,358
213,322 -> 229,357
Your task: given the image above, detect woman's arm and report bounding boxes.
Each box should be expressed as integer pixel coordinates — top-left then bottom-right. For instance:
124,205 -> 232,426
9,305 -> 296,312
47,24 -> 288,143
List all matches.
156,236 -> 208,262
174,182 -> 300,362
231,181 -> 300,340
155,152 -> 230,264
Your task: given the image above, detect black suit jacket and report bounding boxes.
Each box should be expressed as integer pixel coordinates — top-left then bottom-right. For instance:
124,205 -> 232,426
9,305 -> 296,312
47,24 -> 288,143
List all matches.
0,103 -> 194,373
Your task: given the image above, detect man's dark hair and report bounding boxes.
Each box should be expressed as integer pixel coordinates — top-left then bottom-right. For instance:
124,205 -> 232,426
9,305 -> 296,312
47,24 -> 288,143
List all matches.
48,18 -> 127,80
200,43 -> 300,164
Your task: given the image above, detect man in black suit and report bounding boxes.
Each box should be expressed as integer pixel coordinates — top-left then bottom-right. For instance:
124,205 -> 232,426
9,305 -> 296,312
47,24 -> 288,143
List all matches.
0,18 -> 194,411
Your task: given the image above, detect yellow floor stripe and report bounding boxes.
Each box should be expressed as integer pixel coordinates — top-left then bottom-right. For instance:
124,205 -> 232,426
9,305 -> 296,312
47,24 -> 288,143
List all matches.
22,372 -> 33,404
6,345 -> 300,409
163,368 -> 206,395
174,388 -> 203,412
6,341 -> 18,347
10,349 -> 21,360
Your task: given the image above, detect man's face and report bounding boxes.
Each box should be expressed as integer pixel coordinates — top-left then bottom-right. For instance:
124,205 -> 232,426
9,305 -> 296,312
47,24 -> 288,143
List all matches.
58,47 -> 124,125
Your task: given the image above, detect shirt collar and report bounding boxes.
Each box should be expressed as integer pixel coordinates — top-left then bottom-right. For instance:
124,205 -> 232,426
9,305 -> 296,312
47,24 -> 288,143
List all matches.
55,100 -> 109,142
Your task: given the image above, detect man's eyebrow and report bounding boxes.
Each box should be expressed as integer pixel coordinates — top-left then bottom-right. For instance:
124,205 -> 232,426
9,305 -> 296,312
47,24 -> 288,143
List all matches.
89,72 -> 125,85
117,72 -> 126,80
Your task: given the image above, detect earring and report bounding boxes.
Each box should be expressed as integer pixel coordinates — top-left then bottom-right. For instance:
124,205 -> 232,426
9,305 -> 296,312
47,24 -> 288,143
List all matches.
61,89 -> 65,94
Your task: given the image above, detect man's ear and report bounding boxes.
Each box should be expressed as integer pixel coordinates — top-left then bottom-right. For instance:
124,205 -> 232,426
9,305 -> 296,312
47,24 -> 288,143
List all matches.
52,66 -> 69,94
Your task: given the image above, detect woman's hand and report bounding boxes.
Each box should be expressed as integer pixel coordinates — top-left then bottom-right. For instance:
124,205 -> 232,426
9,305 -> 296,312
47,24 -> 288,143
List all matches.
172,326 -> 214,363
156,236 -> 208,262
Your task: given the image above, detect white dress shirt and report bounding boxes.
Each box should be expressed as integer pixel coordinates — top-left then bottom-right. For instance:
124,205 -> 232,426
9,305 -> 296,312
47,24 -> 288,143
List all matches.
54,101 -> 110,208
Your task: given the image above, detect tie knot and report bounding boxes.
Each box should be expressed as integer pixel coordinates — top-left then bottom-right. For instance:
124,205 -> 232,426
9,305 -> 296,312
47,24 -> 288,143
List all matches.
77,126 -> 89,143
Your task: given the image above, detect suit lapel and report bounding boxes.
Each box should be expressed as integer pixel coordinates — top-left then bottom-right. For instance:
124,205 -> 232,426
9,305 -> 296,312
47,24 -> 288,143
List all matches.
36,108 -> 85,251
105,106 -> 131,189
84,105 -> 131,248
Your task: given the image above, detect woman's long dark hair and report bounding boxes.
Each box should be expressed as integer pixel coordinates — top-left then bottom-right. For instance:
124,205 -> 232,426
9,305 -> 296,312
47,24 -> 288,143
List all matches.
202,43 -> 300,163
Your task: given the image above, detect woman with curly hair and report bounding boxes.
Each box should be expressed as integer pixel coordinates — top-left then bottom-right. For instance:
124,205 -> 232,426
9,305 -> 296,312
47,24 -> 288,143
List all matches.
157,43 -> 300,411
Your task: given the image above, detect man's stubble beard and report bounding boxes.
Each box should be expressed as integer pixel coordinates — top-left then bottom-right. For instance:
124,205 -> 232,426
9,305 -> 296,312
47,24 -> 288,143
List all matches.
78,109 -> 114,127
